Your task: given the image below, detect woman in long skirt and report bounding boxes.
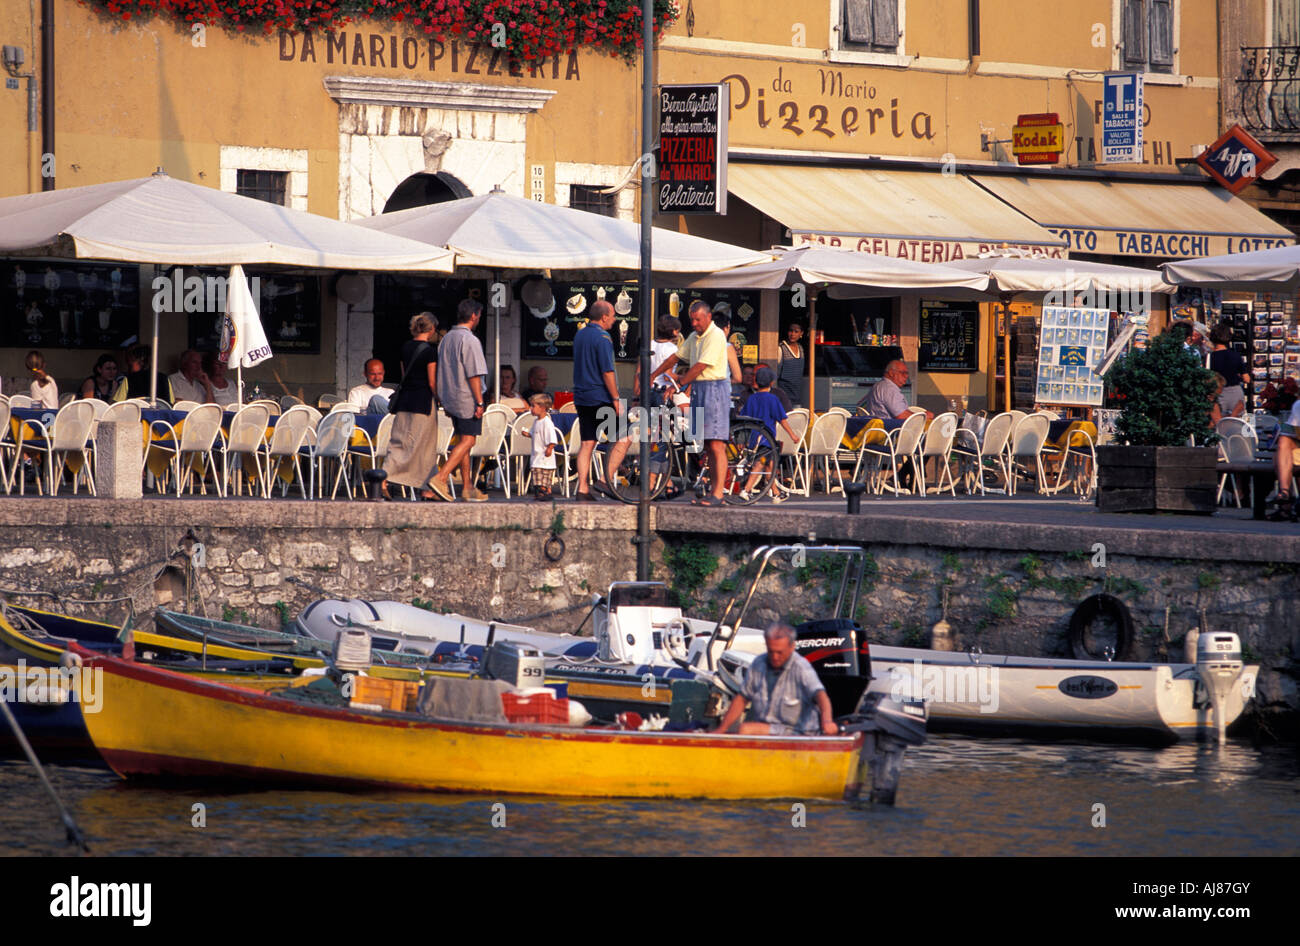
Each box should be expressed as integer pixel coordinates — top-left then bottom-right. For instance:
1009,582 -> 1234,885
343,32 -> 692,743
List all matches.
384,312 -> 440,499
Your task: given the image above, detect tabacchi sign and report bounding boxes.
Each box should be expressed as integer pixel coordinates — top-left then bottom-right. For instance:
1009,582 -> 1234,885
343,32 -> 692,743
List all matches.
658,84 -> 728,215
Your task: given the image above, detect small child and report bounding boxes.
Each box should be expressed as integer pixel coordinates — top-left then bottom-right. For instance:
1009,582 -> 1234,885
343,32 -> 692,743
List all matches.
739,366 -> 797,503
522,392 -> 560,501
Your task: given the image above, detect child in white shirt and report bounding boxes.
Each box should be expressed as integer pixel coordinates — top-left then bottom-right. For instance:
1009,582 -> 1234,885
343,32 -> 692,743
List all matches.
522,393 -> 560,501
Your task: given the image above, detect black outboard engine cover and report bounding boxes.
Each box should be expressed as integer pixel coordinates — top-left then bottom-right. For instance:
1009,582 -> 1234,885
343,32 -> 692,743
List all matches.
793,619 -> 871,717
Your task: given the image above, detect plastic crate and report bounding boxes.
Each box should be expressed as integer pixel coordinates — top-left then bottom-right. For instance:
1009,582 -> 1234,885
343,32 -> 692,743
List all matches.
349,676 -> 420,713
502,691 -> 570,725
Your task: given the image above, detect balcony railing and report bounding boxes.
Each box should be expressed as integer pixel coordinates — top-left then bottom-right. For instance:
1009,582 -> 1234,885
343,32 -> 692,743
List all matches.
1238,45 -> 1300,137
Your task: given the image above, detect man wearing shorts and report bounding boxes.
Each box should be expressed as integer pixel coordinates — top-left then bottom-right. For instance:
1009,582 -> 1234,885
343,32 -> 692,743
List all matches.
572,299 -> 625,501
1272,399 -> 1300,521
673,300 -> 731,506
428,299 -> 488,502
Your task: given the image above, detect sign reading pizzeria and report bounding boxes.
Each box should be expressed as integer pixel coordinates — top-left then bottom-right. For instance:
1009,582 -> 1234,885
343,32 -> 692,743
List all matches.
1012,113 -> 1064,166
1196,124 -> 1277,195
658,83 -> 728,214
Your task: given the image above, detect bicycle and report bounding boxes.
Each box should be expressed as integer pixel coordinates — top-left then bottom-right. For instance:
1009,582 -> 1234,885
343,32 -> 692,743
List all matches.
604,404 -> 780,506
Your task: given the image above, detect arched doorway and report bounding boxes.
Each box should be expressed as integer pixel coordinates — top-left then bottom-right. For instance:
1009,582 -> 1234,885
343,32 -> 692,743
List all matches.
382,172 -> 471,213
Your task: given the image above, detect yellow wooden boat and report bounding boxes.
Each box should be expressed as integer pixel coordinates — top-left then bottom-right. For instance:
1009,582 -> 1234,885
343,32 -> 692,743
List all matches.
74,647 -> 868,801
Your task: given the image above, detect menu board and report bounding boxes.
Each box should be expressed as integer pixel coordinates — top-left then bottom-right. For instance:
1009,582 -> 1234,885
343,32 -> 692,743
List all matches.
3,261 -> 140,350
918,301 -> 980,372
1036,306 -> 1109,406
658,83 -> 728,215
522,282 -> 643,361
658,286 -> 762,362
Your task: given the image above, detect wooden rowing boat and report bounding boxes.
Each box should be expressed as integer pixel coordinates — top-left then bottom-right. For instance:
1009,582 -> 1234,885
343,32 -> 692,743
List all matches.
73,647 -> 869,801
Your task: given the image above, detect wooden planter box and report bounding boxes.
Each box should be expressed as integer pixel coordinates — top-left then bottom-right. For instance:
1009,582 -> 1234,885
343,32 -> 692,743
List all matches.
1096,445 -> 1218,514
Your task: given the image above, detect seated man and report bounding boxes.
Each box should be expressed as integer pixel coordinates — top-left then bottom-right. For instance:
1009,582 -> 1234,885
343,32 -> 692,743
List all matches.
347,358 -> 396,414
167,349 -> 215,404
519,365 -> 549,403
715,623 -> 837,736
858,359 -> 933,421
1271,400 -> 1300,521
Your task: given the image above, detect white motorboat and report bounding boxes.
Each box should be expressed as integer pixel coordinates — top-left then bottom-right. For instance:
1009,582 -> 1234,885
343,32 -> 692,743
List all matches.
708,546 -> 1259,744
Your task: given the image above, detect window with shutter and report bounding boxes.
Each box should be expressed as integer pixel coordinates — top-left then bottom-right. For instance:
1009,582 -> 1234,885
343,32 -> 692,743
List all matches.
873,0 -> 900,47
1122,0 -> 1146,69
840,0 -> 900,52
844,0 -> 873,44
1149,0 -> 1173,70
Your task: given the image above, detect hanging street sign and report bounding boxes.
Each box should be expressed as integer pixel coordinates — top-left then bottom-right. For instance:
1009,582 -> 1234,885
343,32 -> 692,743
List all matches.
658,83 -> 728,215
1196,124 -> 1278,194
1012,113 -> 1065,165
1102,72 -> 1144,164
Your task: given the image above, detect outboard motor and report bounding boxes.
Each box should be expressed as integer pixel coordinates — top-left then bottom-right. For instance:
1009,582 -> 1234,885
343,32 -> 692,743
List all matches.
793,619 -> 872,717
1196,631 -> 1245,745
483,641 -> 547,689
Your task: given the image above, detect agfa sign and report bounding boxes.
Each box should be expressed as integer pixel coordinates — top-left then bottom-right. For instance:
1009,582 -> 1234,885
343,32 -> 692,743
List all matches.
1197,124 -> 1277,194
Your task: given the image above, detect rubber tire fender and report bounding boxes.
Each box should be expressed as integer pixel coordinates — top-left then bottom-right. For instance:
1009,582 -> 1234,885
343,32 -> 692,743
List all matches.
1067,593 -> 1134,661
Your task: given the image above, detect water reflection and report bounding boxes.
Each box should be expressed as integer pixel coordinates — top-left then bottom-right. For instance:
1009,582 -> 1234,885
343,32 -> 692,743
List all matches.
3,737 -> 1297,857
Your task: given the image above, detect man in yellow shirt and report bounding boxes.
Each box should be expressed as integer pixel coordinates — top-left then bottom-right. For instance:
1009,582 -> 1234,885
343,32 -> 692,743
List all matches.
651,300 -> 730,506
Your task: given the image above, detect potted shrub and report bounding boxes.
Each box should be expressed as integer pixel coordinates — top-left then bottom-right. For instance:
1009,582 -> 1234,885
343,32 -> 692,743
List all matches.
1097,329 -> 1219,513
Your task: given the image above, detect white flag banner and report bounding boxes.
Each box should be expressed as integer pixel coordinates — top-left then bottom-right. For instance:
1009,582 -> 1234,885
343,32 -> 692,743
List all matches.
220,264 -> 273,369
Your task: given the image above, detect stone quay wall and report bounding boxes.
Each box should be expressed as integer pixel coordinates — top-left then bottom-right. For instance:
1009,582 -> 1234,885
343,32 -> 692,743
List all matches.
0,498 -> 1296,735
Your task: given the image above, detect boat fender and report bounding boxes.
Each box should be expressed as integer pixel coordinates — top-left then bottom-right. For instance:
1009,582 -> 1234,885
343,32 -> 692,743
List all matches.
1067,594 -> 1134,661
544,534 -> 565,562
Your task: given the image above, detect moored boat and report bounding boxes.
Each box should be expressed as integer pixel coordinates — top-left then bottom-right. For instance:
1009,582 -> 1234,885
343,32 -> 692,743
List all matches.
72,647 -> 888,802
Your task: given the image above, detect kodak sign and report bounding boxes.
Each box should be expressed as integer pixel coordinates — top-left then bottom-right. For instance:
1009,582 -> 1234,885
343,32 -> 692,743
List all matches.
1013,113 -> 1064,166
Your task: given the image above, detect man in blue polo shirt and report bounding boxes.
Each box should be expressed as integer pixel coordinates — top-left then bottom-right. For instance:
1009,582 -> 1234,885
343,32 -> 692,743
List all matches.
572,300 -> 629,501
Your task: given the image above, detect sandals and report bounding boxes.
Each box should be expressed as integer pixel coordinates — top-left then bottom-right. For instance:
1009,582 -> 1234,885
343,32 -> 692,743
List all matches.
1267,493 -> 1298,522
691,496 -> 725,507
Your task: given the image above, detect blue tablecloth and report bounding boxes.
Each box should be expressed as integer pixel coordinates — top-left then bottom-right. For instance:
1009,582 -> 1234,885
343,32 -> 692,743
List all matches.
1047,419 -> 1072,442
353,413 -> 383,438
141,409 -> 189,428
551,413 -> 578,435
845,416 -> 903,437
10,407 -> 57,427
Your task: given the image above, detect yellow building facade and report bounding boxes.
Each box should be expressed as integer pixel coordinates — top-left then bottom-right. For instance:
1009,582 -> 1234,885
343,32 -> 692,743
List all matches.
0,0 -> 1291,410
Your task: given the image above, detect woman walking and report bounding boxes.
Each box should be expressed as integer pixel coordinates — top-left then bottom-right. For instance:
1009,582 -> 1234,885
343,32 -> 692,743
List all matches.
383,312 -> 439,500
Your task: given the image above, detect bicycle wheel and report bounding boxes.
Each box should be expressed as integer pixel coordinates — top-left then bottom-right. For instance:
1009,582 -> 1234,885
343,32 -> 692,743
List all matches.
722,421 -> 777,504
606,440 -> 672,504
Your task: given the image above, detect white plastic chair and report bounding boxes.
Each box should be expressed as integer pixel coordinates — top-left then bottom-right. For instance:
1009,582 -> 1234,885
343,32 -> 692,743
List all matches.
804,411 -> 848,495
8,395 -> 33,409
347,413 -> 394,493
260,405 -> 314,499
858,412 -> 924,496
0,400 -> 14,493
249,398 -> 282,417
555,416 -> 583,498
1216,417 -> 1257,451
318,394 -> 345,410
280,395 -> 304,411
434,410 -> 458,500
20,401 -> 97,496
915,412 -> 959,496
223,403 -> 272,497
1041,420 -> 1099,498
470,404 -> 513,494
1007,413 -> 1050,495
558,401 -> 577,414
1217,434 -> 1256,507
951,411 -> 1013,495
311,409 -> 356,500
505,412 -> 536,496
172,400 -> 203,413
148,403 -> 225,497
328,402 -> 360,415
776,408 -> 810,495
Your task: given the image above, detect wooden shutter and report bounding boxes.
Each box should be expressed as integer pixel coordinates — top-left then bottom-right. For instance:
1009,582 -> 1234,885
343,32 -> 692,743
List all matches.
1122,0 -> 1146,68
872,0 -> 900,49
844,0 -> 873,44
1149,0 -> 1174,69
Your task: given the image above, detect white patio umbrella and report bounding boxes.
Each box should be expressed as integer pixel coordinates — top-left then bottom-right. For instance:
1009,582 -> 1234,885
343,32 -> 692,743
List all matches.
1161,242 -> 1300,292
684,245 -> 993,411
221,265 -> 274,405
356,188 -> 772,399
0,172 -> 454,402
943,256 -> 1174,296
